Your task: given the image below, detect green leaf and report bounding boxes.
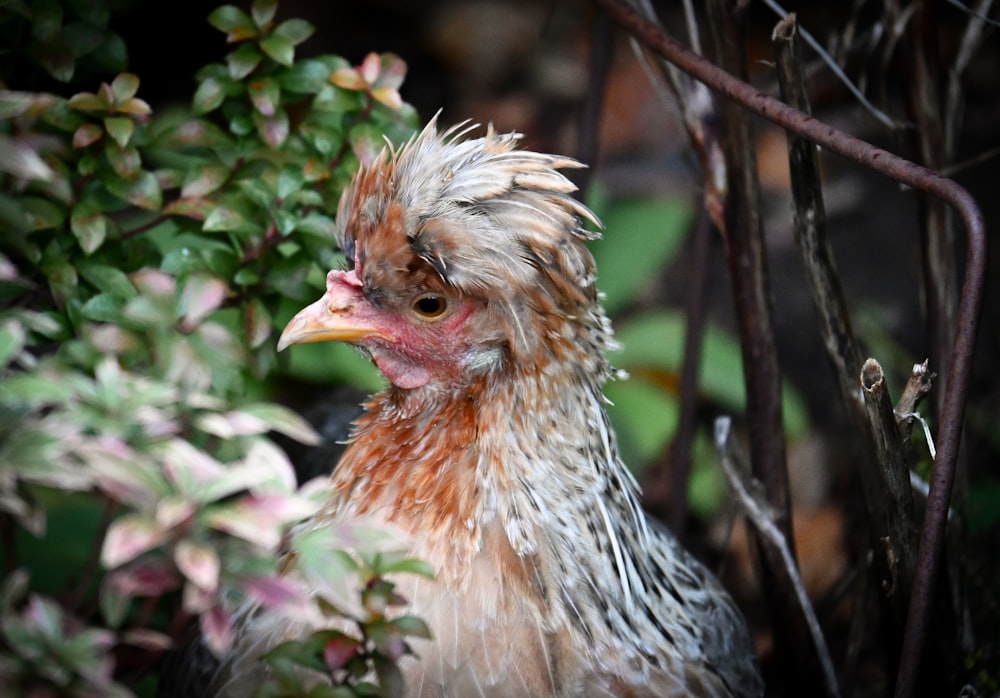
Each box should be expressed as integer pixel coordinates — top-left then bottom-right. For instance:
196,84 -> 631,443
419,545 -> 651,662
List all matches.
80,293 -> 125,322
605,377 -> 679,470
389,614 -> 432,639
375,557 -> 435,579
273,19 -> 314,46
67,91 -> 107,112
21,196 -> 66,231
227,43 -> 262,80
109,73 -> 140,103
70,207 -> 108,254
259,35 -> 294,67
251,0 -> 278,28
589,196 -> 691,315
31,0 -> 63,42
104,115 -> 134,148
276,168 -> 303,199
106,170 -> 162,210
208,5 -> 255,38
279,59 -> 330,94
203,206 -> 247,232
193,77 -> 226,114
104,141 -> 141,179
0,319 -> 26,368
78,263 -> 137,299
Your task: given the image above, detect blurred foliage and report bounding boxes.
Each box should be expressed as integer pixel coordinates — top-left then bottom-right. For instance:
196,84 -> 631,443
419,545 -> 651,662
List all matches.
0,0 -> 426,695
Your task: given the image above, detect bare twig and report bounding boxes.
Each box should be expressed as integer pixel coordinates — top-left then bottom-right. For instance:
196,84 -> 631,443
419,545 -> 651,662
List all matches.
860,358 -> 920,619
758,0 -> 902,129
714,417 -> 841,698
588,4 -> 987,695
895,359 -> 937,443
704,1 -> 808,689
944,0 -> 994,158
772,16 -> 863,406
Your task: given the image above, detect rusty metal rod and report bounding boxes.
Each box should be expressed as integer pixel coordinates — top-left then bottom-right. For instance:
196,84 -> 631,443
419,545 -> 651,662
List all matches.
589,1 -> 987,695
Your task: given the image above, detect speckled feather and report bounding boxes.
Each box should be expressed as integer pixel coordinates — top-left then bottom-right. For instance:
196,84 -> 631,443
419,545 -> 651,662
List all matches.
209,119 -> 763,697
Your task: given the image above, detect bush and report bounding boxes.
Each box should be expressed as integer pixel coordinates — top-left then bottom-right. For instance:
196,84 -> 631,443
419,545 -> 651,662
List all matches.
0,1 -> 431,695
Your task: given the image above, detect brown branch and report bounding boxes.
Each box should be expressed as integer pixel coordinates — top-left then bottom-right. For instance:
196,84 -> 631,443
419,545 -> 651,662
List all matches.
703,1 -> 812,691
589,3 -> 987,695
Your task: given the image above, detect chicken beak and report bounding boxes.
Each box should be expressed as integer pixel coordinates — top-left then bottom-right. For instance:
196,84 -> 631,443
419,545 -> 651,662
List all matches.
276,295 -> 384,351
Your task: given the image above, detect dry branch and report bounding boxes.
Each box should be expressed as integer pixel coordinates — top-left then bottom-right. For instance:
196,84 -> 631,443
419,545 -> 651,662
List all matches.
592,2 -> 987,694
860,358 -> 921,619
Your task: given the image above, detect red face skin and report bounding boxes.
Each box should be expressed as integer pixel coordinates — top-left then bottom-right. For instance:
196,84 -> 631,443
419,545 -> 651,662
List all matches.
278,268 -> 485,390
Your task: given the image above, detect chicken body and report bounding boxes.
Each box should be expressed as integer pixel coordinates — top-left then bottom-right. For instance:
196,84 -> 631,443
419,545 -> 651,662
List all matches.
210,120 -> 762,697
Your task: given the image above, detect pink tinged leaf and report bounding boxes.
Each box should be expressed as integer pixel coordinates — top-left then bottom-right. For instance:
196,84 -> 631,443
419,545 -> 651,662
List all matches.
206,493 -> 318,549
161,438 -> 228,500
182,579 -> 214,614
351,130 -> 384,170
195,411 -> 270,439
242,440 -> 298,494
155,497 -> 196,530
375,53 -> 407,90
122,628 -> 173,651
252,108 -> 289,148
248,78 -> 280,116
174,540 -> 220,592
359,52 -> 381,84
72,123 -> 103,149
101,514 -> 168,569
178,273 -> 228,328
239,403 -> 321,446
181,165 -> 229,198
130,268 -> 176,297
80,437 -> 168,508
324,635 -> 361,672
25,594 -> 64,638
243,575 -> 310,614
245,297 -> 271,349
200,604 -> 234,657
87,324 -> 136,354
164,197 -> 216,220
110,559 -> 180,596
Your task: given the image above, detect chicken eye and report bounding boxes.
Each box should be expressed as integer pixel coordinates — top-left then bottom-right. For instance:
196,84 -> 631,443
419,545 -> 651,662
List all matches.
413,293 -> 447,318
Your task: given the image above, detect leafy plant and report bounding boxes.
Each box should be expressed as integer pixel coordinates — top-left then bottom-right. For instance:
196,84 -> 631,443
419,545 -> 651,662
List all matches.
0,0 -> 425,695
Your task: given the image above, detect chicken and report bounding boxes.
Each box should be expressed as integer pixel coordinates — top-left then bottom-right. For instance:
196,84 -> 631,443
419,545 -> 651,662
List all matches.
209,118 -> 763,697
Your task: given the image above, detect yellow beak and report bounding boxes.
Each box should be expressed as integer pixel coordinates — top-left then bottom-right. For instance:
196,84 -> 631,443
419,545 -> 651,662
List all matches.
276,295 -> 386,351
